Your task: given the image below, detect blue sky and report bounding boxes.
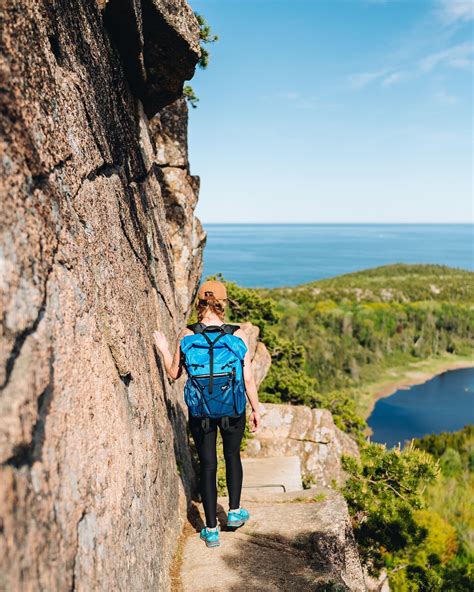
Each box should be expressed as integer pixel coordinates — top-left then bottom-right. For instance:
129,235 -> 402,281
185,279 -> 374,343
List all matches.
187,0 -> 473,223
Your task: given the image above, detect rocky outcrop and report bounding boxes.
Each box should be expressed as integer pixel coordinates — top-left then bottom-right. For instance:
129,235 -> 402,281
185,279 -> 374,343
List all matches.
151,97 -> 206,313
245,402 -> 359,486
365,570 -> 390,592
233,326 -> 358,487
0,1 -> 202,590
236,322 -> 272,389
103,0 -> 201,116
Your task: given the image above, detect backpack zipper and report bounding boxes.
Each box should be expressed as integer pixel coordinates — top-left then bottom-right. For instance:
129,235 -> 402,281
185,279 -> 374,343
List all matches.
193,371 -> 233,379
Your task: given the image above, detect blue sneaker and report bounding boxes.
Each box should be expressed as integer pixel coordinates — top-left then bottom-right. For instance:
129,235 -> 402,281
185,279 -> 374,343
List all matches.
200,526 -> 220,548
227,507 -> 250,528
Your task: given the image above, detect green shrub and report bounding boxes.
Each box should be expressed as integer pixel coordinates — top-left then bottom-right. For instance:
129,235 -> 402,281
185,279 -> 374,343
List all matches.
183,13 -> 218,107
440,448 -> 464,477
342,442 -> 440,573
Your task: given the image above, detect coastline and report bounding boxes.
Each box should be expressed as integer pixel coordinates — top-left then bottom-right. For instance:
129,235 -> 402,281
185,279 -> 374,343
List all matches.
361,354 -> 474,420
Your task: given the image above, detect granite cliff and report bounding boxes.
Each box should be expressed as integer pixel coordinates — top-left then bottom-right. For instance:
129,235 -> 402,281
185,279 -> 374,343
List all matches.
1,1 -> 203,589
1,2 -> 369,590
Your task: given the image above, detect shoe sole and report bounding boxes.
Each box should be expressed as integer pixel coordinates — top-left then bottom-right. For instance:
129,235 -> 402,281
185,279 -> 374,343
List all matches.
200,534 -> 220,547
226,519 -> 247,528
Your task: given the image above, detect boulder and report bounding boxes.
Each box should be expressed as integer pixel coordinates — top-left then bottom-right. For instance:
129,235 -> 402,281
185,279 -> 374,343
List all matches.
252,341 -> 272,389
245,402 -> 359,486
236,322 -> 272,389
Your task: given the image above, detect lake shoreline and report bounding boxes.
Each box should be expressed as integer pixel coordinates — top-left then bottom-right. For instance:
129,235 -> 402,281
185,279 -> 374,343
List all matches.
363,356 -> 474,420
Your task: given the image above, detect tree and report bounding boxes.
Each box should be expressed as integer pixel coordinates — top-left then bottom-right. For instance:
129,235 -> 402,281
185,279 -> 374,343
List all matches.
184,14 -> 218,108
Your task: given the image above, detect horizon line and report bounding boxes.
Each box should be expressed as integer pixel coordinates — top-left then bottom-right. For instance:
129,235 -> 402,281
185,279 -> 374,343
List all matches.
200,221 -> 473,225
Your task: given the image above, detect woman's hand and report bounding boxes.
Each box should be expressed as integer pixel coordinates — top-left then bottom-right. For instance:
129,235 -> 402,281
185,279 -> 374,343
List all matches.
153,330 -> 169,355
248,410 -> 261,432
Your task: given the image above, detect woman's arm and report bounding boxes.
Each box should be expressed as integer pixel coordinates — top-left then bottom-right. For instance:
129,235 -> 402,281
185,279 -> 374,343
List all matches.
235,329 -> 261,431
154,328 -> 191,380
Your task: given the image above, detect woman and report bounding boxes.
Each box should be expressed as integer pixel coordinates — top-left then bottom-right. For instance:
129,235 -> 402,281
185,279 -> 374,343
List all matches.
153,279 -> 261,548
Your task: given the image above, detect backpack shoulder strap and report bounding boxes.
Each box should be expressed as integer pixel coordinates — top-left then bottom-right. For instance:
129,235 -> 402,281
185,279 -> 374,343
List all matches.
222,324 -> 240,335
186,322 -> 206,334
187,323 -> 239,335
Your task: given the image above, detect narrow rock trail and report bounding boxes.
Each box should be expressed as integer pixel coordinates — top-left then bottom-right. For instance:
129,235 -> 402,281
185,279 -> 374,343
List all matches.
177,458 -> 367,591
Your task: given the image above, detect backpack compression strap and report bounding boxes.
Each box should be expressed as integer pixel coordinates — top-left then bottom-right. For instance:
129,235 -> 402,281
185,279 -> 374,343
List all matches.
201,328 -> 225,394
185,323 -> 241,393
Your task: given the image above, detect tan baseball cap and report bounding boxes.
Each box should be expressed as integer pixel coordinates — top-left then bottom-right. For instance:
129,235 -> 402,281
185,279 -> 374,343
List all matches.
198,280 -> 227,300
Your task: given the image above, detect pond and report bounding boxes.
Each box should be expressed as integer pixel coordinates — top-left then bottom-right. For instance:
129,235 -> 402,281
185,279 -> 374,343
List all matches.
367,367 -> 474,447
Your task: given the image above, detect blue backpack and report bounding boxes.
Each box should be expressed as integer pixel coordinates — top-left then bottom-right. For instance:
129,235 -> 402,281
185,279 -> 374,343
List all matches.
180,323 -> 248,425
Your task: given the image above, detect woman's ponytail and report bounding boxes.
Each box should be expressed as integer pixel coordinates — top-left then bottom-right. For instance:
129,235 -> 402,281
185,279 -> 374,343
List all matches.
196,294 -> 226,322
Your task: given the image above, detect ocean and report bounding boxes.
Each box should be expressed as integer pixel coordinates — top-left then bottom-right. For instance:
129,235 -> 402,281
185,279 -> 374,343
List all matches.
202,224 -> 473,288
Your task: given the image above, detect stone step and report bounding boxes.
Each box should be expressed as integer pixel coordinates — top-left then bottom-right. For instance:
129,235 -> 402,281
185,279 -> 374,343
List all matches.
240,485 -> 331,504
179,488 -> 366,591
241,455 -> 303,494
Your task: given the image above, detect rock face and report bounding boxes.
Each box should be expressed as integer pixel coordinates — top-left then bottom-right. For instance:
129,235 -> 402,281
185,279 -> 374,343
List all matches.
235,322 -> 272,389
103,0 -> 201,116
151,97 -> 206,313
245,402 -> 359,486
0,1 -> 202,590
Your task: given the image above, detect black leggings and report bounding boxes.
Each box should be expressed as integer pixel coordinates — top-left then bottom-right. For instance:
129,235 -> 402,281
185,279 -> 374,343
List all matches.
189,412 -> 246,528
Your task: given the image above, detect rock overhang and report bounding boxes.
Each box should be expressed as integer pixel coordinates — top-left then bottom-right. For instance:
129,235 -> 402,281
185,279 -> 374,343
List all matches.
103,0 -> 201,117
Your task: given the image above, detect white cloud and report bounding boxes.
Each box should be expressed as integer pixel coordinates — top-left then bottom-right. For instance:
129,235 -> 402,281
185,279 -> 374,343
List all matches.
348,70 -> 387,89
347,12 -> 473,92
381,71 -> 410,87
348,69 -> 411,90
348,42 -> 472,91
276,91 -> 301,101
435,89 -> 459,104
436,0 -> 474,24
259,91 -> 326,111
418,41 -> 474,71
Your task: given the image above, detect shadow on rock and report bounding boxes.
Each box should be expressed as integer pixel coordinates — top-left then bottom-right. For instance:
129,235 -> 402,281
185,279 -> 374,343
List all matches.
154,348 -> 202,529
220,529 -> 355,592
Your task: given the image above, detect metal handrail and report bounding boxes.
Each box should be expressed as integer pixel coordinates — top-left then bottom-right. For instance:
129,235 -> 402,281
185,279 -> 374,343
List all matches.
242,484 -> 287,492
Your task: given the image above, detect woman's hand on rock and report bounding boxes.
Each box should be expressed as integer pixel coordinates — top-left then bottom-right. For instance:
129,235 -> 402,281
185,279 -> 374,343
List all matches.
153,330 -> 169,354
248,410 -> 261,432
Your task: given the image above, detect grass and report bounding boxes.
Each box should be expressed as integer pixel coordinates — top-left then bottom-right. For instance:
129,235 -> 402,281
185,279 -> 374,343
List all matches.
312,493 -> 327,502
355,352 -> 474,418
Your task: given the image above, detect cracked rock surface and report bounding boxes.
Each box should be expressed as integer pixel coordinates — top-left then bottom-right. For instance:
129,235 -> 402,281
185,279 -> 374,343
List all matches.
0,1 -> 202,589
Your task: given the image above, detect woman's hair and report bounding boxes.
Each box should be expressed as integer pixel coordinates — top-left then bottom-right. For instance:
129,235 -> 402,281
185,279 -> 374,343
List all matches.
196,294 -> 226,322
